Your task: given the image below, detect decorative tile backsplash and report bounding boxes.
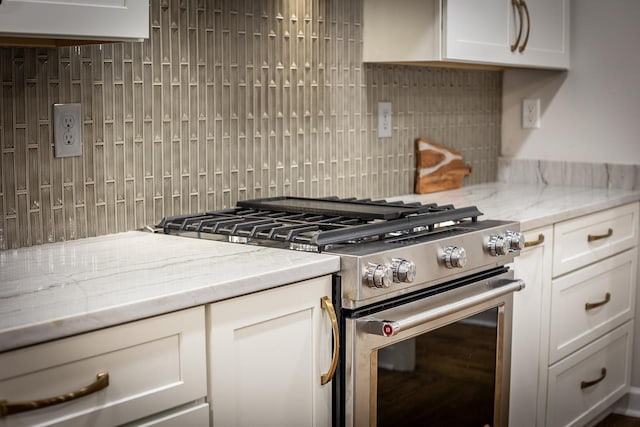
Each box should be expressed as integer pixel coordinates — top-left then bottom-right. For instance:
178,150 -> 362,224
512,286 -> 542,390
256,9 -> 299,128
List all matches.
0,0 -> 501,249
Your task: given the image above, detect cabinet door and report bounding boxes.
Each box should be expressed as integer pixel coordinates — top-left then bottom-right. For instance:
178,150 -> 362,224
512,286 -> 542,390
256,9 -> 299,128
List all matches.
208,276 -> 334,427
0,0 -> 148,41
509,226 -> 553,427
444,0 -> 517,65
444,0 -> 569,69
518,0 -> 570,69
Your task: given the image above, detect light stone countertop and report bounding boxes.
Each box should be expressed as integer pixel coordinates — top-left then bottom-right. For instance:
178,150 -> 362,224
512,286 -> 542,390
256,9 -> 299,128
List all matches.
0,231 -> 340,352
2,182 -> 639,353
388,183 -> 640,231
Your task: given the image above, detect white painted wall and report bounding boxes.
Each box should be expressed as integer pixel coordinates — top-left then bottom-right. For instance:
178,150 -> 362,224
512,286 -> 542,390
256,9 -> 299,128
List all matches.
502,0 -> 640,164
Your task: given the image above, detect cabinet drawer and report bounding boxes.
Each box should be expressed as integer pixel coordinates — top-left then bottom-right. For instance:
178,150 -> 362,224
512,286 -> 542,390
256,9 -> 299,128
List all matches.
0,307 -> 206,427
134,403 -> 209,427
546,321 -> 633,427
549,249 -> 636,364
553,203 -> 638,277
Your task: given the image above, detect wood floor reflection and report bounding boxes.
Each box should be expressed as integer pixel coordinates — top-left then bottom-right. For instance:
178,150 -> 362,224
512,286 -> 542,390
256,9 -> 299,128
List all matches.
596,414 -> 640,427
376,320 -> 497,427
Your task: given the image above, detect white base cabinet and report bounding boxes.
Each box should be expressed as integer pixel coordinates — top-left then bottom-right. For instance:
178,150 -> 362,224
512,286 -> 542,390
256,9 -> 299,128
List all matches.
0,307 -> 207,427
509,226 -> 553,427
207,276 -> 334,427
516,202 -> 639,427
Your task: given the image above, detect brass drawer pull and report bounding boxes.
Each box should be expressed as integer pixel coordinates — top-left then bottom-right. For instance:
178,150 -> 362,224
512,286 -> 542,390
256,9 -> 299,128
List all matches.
585,292 -> 611,311
1,371 -> 109,417
587,228 -> 613,242
320,296 -> 340,385
524,233 -> 545,248
511,0 -> 524,52
518,0 -> 531,52
581,367 -> 607,389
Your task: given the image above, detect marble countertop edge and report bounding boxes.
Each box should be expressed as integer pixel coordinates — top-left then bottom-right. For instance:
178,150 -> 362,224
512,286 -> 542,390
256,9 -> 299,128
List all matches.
517,192 -> 640,231
0,256 -> 340,352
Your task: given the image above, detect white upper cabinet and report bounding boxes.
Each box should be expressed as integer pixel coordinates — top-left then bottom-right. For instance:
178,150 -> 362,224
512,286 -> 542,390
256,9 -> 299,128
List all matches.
0,0 -> 149,43
363,0 -> 569,69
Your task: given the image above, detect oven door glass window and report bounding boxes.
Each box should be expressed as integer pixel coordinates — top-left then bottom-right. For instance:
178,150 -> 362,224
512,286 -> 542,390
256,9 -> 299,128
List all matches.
376,307 -> 498,427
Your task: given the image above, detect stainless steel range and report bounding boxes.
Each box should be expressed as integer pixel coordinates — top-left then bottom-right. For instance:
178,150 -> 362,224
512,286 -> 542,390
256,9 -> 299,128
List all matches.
153,196 -> 525,427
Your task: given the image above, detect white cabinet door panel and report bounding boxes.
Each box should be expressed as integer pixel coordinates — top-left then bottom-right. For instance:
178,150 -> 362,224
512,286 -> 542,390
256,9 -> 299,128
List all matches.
0,0 -> 149,41
509,226 -> 553,427
208,276 -> 333,427
444,0 -> 517,64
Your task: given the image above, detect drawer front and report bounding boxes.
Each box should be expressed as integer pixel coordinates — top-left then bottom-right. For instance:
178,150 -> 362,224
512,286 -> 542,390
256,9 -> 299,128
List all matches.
549,249 -> 636,364
553,202 -> 638,277
0,307 -> 206,427
135,403 -> 209,427
546,321 -> 633,427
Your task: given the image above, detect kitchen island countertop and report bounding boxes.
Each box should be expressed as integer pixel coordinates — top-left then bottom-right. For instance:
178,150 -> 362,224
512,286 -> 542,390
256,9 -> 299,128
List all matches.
0,231 -> 340,352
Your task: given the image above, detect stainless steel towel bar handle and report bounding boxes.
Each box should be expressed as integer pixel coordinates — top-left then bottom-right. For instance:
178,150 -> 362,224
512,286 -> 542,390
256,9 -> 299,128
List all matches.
365,278 -> 525,337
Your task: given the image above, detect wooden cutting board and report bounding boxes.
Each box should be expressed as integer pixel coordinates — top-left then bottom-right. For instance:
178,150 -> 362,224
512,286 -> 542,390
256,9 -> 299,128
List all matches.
415,138 -> 472,194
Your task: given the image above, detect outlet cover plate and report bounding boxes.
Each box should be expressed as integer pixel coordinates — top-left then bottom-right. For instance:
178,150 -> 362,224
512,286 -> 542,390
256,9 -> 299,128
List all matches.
522,98 -> 540,129
54,103 -> 82,157
378,102 -> 392,138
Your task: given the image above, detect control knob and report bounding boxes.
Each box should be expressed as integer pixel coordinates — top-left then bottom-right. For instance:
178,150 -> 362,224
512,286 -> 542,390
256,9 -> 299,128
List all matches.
487,235 -> 508,256
505,231 -> 525,252
391,258 -> 416,283
364,263 -> 393,288
443,246 -> 467,269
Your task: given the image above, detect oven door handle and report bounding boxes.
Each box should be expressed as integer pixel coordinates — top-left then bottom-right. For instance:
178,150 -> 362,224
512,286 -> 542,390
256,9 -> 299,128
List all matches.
364,278 -> 525,337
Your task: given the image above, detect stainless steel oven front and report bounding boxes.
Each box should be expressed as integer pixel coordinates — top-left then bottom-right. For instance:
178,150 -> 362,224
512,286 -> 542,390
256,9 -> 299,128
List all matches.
342,269 -> 524,427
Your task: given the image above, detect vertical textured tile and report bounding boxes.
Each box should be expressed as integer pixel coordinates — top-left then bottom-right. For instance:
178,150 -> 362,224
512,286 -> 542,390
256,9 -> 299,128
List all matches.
3,152 -> 16,216
85,182 -> 96,237
0,0 -> 505,249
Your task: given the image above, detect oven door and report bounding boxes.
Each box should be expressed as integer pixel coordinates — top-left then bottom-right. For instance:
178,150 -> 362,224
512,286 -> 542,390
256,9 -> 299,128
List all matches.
343,270 -> 524,427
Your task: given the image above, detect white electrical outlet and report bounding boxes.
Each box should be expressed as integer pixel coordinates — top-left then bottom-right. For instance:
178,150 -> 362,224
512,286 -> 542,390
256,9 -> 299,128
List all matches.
522,98 -> 540,129
378,102 -> 392,138
54,103 -> 82,157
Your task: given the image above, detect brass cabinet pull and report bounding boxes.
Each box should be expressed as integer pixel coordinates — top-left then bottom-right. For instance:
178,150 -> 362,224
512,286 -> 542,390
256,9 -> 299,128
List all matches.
510,0 -> 524,52
320,296 -> 340,385
581,368 -> 607,389
0,371 -> 109,417
518,0 -> 531,52
585,292 -> 611,311
587,228 -> 613,242
524,233 -> 545,248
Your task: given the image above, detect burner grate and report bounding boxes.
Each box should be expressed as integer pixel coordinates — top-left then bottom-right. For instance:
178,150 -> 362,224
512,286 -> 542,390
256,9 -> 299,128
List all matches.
155,198 -> 482,251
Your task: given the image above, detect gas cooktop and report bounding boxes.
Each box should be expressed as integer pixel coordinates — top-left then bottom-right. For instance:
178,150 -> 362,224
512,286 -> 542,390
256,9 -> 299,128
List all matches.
150,196 -> 522,309
153,196 -> 484,253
